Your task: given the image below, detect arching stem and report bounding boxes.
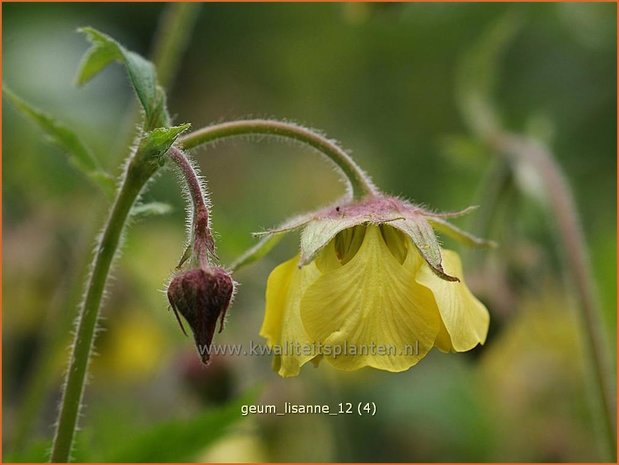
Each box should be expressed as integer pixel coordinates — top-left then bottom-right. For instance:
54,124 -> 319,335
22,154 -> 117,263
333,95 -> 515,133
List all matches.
180,119 -> 378,200
168,146 -> 213,269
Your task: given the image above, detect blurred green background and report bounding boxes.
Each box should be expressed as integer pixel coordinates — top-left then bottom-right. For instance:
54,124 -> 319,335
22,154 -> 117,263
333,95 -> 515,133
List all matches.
3,2 -> 616,462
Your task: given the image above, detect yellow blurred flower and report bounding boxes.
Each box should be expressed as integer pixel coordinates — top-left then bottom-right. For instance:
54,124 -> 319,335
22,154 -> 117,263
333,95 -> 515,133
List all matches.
95,310 -> 167,381
261,222 -> 490,377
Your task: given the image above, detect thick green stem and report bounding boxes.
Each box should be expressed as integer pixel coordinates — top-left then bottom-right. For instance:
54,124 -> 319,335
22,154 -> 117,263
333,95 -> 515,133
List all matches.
180,119 -> 377,200
15,11 -> 202,452
50,159 -> 156,462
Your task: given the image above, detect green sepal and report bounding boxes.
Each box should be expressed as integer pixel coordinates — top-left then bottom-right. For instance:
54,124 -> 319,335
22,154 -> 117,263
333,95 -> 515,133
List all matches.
299,216 -> 363,267
391,216 -> 459,282
429,217 -> 497,249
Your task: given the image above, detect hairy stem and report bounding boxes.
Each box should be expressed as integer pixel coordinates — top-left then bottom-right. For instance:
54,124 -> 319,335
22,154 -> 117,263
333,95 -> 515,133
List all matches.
168,146 -> 212,268
50,158 -> 157,462
180,119 -> 377,200
22,11 -> 201,453
492,132 -> 616,459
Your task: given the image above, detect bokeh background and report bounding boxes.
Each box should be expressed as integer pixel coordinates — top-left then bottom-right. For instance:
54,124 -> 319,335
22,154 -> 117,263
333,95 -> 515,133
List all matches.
3,3 -> 616,462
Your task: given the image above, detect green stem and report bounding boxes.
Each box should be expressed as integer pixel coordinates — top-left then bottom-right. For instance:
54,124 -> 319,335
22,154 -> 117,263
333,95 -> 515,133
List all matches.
50,158 -> 156,462
464,158 -> 513,266
15,10 -> 202,451
493,132 -> 616,460
180,119 -> 377,200
151,3 -> 201,90
471,159 -> 512,239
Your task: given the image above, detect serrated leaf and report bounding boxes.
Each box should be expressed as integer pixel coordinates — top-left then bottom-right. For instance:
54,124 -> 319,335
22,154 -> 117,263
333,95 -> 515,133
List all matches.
130,201 -> 173,217
3,86 -> 115,196
97,390 -> 258,462
76,27 -> 170,130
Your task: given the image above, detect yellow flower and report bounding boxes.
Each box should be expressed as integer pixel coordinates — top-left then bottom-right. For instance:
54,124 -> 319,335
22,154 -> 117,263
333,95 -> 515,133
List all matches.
261,214 -> 490,377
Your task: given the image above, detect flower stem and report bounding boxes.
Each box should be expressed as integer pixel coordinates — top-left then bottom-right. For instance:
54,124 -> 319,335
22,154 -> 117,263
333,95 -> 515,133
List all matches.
168,146 -> 213,269
179,119 -> 378,200
492,132 -> 616,459
50,156 -> 157,462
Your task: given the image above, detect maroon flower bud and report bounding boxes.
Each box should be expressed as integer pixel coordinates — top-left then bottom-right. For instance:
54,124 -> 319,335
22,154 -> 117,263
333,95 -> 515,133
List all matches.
167,267 -> 234,364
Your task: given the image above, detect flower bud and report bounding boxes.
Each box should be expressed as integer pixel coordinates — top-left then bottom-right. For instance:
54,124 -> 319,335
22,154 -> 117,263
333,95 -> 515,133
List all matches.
167,267 -> 234,364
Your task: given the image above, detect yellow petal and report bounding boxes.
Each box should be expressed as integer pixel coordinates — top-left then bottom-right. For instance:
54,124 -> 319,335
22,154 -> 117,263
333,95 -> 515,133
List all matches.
434,320 -> 454,353
315,237 -> 344,272
415,249 -> 489,352
379,224 -> 409,264
301,225 -> 441,372
333,224 -> 367,265
260,255 -> 321,377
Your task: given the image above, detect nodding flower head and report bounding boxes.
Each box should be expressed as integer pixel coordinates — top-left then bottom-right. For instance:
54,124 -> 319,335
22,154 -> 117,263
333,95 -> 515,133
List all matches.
167,266 -> 234,364
256,194 -> 495,377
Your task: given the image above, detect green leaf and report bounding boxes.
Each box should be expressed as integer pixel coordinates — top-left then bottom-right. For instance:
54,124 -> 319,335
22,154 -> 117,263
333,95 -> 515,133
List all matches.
136,123 -> 191,165
3,86 -> 115,196
130,201 -> 173,217
97,390 -> 258,462
76,27 -> 170,130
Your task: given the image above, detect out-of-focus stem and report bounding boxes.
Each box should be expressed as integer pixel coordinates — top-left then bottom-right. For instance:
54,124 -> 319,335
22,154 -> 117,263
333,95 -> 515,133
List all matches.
491,131 -> 616,459
456,13 -> 614,458
180,119 -> 378,200
151,3 -> 201,90
471,159 -> 512,239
